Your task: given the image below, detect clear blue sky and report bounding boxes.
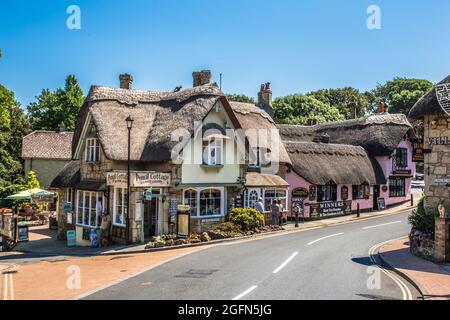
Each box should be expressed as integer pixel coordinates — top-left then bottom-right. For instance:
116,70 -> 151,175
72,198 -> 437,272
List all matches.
1,0 -> 450,108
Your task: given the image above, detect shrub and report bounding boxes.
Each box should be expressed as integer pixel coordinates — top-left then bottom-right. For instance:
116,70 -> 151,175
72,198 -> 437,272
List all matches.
408,197 -> 438,235
228,208 -> 264,231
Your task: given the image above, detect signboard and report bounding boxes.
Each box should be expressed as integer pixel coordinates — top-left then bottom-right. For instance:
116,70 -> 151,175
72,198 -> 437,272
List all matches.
63,202 -> 72,214
67,230 -> 76,247
434,177 -> 450,186
292,188 -> 309,199
169,198 -> 178,224
435,83 -> 450,116
309,200 -> 352,218
0,214 -> 14,238
145,188 -> 153,201
412,138 -> 424,162
177,205 -> 191,212
426,136 -> 450,146
377,198 -> 386,211
392,169 -> 412,175
309,185 -> 317,201
31,195 -> 54,204
17,224 -> 29,242
106,171 -> 171,188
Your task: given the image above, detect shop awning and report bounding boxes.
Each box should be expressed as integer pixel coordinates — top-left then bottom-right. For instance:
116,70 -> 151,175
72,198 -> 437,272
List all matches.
76,180 -> 107,191
245,172 -> 289,188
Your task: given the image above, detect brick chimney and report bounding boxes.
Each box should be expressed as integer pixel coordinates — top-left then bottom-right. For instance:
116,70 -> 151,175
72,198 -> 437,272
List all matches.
258,82 -> 274,117
193,70 -> 212,87
119,74 -> 133,90
377,101 -> 386,114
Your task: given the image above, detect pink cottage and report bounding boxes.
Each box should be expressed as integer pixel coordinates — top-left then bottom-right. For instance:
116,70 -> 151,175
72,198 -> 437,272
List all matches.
278,113 -> 416,219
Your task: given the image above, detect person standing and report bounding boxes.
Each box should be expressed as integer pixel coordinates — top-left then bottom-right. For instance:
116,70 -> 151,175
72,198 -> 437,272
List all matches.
271,199 -> 280,226
255,197 -> 265,213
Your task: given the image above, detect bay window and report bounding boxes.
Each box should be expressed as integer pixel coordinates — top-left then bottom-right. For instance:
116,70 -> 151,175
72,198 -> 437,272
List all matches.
183,187 -> 224,217
264,189 -> 287,210
76,191 -> 103,228
114,187 -> 128,226
183,189 -> 198,216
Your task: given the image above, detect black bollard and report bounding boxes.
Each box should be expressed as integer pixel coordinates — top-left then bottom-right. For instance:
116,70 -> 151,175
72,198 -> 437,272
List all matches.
356,203 -> 360,218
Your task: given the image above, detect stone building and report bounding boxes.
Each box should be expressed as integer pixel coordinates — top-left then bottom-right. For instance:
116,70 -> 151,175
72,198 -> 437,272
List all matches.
22,130 -> 73,189
409,74 -> 450,262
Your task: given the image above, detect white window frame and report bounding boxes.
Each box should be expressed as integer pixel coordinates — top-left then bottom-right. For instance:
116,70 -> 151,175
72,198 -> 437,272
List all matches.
85,138 -> 100,163
66,188 -> 73,204
202,139 -> 223,166
113,187 -> 128,227
249,148 -> 261,168
75,190 -> 104,228
182,187 -> 224,218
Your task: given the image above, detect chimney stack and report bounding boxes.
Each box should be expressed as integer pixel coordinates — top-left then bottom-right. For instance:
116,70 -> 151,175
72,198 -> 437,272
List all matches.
119,74 -> 133,90
258,82 -> 274,117
193,70 -> 212,87
350,102 -> 358,119
378,101 -> 386,114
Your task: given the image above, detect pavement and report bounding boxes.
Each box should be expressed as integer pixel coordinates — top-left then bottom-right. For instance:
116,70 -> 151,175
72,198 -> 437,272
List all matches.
379,237 -> 450,300
84,210 -> 420,300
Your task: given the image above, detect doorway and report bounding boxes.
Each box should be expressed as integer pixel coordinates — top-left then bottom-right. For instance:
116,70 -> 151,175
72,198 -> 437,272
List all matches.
144,198 -> 159,238
373,185 -> 380,210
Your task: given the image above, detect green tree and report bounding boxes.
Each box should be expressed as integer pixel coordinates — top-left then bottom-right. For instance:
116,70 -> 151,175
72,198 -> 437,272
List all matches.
368,78 -> 433,114
27,75 -> 84,131
226,94 -> 256,104
273,94 -> 345,125
307,87 -> 370,119
22,170 -> 40,191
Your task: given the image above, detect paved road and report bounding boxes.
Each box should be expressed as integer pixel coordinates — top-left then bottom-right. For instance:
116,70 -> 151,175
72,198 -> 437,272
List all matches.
84,211 -> 421,300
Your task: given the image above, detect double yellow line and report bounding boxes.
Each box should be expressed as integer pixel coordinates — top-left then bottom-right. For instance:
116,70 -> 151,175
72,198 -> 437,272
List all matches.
1,265 -> 17,301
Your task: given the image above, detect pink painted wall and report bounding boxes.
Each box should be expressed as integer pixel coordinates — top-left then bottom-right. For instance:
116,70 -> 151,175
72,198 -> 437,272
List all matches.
284,138 -> 416,218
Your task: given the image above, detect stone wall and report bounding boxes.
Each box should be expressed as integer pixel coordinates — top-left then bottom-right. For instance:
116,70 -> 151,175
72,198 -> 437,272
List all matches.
434,218 -> 450,262
409,229 -> 435,261
423,114 -> 450,212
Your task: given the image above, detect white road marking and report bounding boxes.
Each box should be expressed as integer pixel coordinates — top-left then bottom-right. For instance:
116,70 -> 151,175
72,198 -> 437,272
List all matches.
2,274 -> 7,300
368,240 -> 413,300
232,285 -> 258,300
362,221 -> 402,230
273,252 -> 298,274
307,232 -> 344,245
9,274 -> 14,300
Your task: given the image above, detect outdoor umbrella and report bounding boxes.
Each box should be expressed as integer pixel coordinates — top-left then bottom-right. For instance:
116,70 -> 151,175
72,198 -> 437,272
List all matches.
5,188 -> 55,201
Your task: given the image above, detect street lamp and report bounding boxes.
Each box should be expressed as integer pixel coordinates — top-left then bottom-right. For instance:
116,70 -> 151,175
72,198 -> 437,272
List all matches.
125,115 -> 134,245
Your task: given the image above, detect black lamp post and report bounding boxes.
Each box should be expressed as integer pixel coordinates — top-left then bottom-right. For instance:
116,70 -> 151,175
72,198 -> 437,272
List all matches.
125,115 -> 134,245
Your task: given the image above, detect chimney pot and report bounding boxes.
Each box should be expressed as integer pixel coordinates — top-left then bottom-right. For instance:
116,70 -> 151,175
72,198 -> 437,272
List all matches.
378,101 -> 386,114
193,70 -> 212,87
119,74 -> 133,90
258,82 -> 274,117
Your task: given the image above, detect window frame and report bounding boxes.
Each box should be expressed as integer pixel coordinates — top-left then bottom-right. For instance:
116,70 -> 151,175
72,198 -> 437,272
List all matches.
352,184 -> 370,200
317,182 -> 337,202
75,190 -> 104,228
202,138 -> 223,166
394,148 -> 408,169
389,178 -> 406,197
85,138 -> 100,163
113,187 -> 128,227
182,187 -> 224,218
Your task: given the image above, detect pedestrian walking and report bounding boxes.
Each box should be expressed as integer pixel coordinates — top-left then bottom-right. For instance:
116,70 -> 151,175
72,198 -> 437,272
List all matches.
271,199 -> 280,226
255,197 -> 265,213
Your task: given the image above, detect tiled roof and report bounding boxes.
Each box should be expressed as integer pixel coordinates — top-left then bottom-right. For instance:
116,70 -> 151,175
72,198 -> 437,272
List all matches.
22,131 -> 73,160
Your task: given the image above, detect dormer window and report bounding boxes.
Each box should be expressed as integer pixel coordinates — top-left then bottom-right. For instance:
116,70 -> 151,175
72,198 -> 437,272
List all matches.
85,138 -> 100,163
202,138 -> 223,166
249,148 -> 262,168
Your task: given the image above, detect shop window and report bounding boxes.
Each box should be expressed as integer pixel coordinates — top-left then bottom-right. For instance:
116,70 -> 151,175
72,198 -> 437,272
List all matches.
85,138 -> 100,163
393,148 -> 408,169
248,190 -> 259,208
317,182 -> 337,202
352,184 -> 370,200
199,189 -> 222,216
264,189 -> 287,210
76,190 -> 103,228
183,189 -> 198,216
389,178 -> 405,197
114,187 -> 128,226
202,139 -> 223,166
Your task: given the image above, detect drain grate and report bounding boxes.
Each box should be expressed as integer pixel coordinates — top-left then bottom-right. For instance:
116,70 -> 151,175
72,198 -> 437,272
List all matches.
175,269 -> 219,279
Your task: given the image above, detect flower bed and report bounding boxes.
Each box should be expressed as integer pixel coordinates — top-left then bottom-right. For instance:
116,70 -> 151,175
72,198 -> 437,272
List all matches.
145,222 -> 284,250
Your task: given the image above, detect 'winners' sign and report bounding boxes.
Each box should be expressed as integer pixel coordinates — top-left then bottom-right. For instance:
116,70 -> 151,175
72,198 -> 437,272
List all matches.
436,83 -> 450,116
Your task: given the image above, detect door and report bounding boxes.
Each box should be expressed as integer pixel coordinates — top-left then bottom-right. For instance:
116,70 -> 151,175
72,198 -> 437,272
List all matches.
144,198 -> 159,238
373,185 -> 380,210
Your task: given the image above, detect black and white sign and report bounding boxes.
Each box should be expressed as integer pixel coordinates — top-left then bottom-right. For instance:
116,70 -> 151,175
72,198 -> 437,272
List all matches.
436,83 -> 450,116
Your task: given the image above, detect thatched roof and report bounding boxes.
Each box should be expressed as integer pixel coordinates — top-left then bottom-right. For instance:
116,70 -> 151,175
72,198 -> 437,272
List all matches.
72,84 -> 245,162
408,75 -> 450,118
22,131 -> 73,160
245,172 -> 289,187
285,142 -> 386,185
230,102 -> 291,165
279,113 -> 413,156
49,161 -> 80,188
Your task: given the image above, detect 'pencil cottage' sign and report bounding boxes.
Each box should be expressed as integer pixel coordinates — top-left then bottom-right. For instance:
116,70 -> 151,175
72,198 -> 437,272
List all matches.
107,171 -> 171,188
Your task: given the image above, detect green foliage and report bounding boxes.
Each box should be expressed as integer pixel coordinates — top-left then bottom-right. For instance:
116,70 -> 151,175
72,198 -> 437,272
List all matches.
27,75 -> 84,131
228,208 -> 264,231
226,94 -> 256,104
22,170 -> 40,191
273,94 -> 344,125
408,197 -> 438,234
368,77 -> 433,115
307,87 -> 370,119
0,184 -> 21,199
